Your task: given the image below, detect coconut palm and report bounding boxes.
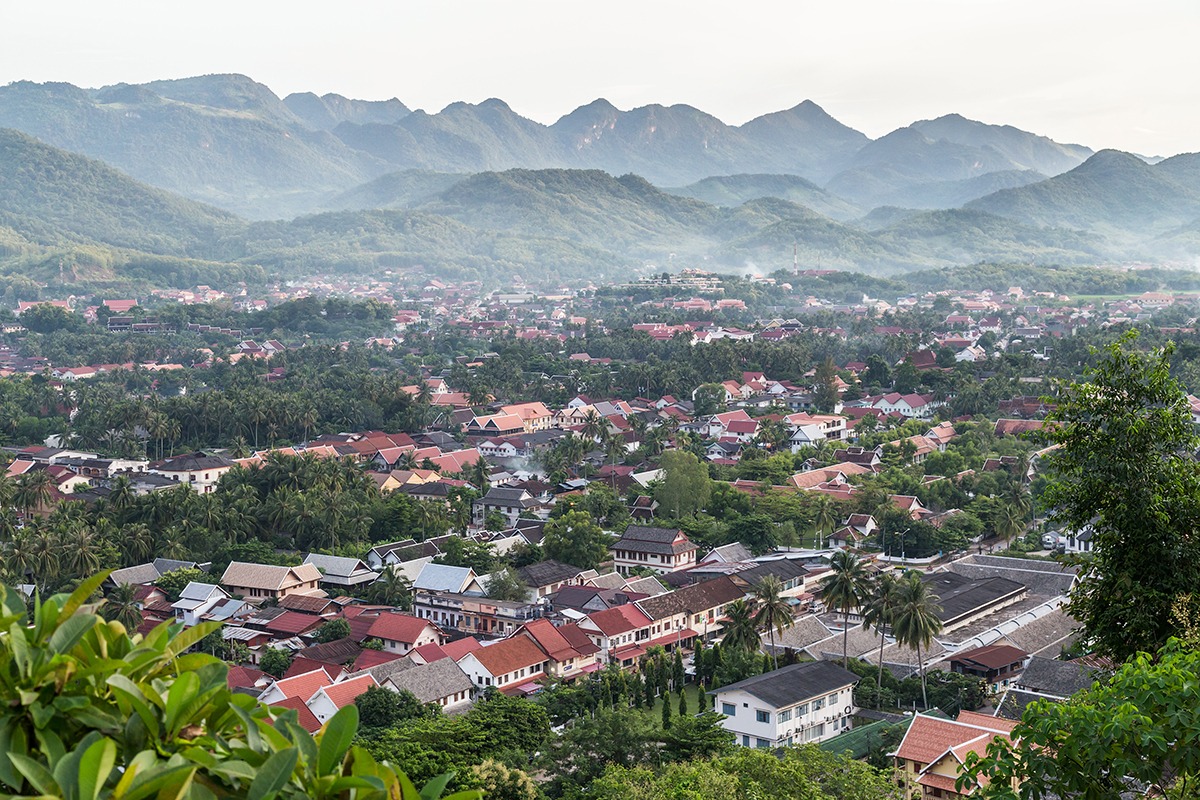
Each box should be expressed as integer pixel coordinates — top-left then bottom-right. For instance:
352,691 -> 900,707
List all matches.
813,495 -> 838,549
368,567 -> 412,608
860,571 -> 901,708
14,470 -> 57,516
580,409 -> 606,443
103,582 -> 143,631
891,571 -> 944,710
717,598 -> 761,654
752,574 -> 794,670
822,550 -> 871,668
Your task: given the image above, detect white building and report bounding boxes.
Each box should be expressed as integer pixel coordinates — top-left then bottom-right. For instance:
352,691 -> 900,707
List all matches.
710,661 -> 859,749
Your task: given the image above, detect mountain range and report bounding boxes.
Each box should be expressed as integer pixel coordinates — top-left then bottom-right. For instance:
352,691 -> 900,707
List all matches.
0,72 -> 1194,289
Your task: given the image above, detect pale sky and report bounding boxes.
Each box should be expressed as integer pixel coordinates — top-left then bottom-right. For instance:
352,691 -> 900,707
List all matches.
1,0 -> 1197,156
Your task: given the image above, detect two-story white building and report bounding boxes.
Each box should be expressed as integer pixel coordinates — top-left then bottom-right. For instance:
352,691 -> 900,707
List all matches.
610,525 -> 698,575
710,661 -> 859,749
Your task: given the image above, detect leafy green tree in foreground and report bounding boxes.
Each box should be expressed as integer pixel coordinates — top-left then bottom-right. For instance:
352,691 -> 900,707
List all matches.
961,638 -> 1200,799
1042,332 -> 1200,662
0,571 -> 479,800
542,509 -> 608,570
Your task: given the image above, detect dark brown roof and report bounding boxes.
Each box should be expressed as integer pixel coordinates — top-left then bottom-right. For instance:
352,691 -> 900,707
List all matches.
636,576 -> 744,621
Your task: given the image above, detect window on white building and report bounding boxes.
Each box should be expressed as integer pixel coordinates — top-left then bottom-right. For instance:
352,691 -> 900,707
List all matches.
755,710 -> 770,724
722,703 -> 736,716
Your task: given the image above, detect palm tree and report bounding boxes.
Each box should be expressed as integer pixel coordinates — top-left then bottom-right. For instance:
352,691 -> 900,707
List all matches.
890,571 -> 943,710
813,495 -> 838,549
992,498 -> 1026,549
103,582 -> 143,631
14,470 -> 57,517
580,409 -> 606,443
717,598 -> 760,654
367,567 -> 412,608
860,572 -> 901,708
822,550 -> 870,669
467,457 -> 490,493
752,575 -> 794,670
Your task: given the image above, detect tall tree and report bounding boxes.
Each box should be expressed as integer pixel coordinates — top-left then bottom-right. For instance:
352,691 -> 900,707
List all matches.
890,571 -> 943,710
542,510 -> 608,570
822,550 -> 870,669
752,575 -> 794,670
860,572 -> 901,709
1043,332 -> 1200,662
654,450 -> 711,519
716,598 -> 760,654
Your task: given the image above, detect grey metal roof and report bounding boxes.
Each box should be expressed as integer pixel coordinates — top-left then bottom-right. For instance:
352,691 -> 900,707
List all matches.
1016,655 -> 1098,698
920,572 -> 1027,626
110,563 -> 161,586
517,560 -> 584,587
713,661 -> 858,708
636,576 -> 743,621
413,563 -> 475,592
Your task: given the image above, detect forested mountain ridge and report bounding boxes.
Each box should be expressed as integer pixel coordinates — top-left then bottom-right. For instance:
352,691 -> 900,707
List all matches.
0,74 -> 1099,219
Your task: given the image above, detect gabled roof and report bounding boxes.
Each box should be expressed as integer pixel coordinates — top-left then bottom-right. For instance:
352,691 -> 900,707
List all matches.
468,636 -> 548,677
270,697 -> 323,733
313,674 -> 377,709
220,561 -> 323,591
612,525 -> 696,556
586,604 -> 653,636
367,612 -> 437,644
713,661 -> 858,708
267,669 -> 334,702
636,576 -> 744,621
517,559 -> 584,587
413,563 -> 477,593
385,658 -> 475,704
893,712 -> 1014,765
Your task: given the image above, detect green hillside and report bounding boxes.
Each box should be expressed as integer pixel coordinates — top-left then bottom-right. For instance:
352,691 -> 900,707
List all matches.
967,150 -> 1200,237
664,174 -> 862,220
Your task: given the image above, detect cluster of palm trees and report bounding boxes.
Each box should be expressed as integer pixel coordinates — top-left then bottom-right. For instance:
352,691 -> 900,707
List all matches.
822,551 -> 944,709
716,574 -> 796,669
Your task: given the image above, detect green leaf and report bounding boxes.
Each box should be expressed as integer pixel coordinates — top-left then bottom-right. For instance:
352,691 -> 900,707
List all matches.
61,571 -> 111,619
0,720 -> 28,791
165,622 -> 219,659
420,772 -> 453,800
48,612 -> 100,655
76,737 -> 117,800
9,752 -> 59,796
247,747 -> 298,800
316,704 -> 357,777
164,671 -> 200,736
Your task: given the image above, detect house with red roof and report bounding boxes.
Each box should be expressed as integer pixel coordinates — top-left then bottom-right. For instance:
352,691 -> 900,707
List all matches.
455,636 -> 550,696
366,612 -> 444,655
306,674 -> 378,724
577,605 -> 655,664
257,668 -> 334,706
269,697 -> 323,733
893,711 -> 1017,798
513,619 -> 601,679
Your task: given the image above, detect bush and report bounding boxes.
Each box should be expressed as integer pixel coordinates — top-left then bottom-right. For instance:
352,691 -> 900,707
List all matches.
0,572 -> 480,799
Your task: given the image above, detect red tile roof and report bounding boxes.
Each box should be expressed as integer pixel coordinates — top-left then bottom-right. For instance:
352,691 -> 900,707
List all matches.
469,637 -> 548,678
270,697 -> 322,733
226,664 -> 268,690
894,713 -> 1013,766
316,674 -> 377,709
264,610 -> 324,636
283,658 -> 343,681
367,612 -> 437,644
586,604 -> 652,636
268,668 -> 333,702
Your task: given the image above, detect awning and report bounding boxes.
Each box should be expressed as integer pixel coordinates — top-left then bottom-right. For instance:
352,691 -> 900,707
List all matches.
578,661 -> 603,673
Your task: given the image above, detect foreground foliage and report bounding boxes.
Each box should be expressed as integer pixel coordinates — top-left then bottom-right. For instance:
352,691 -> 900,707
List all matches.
0,571 -> 478,800
961,639 -> 1200,799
